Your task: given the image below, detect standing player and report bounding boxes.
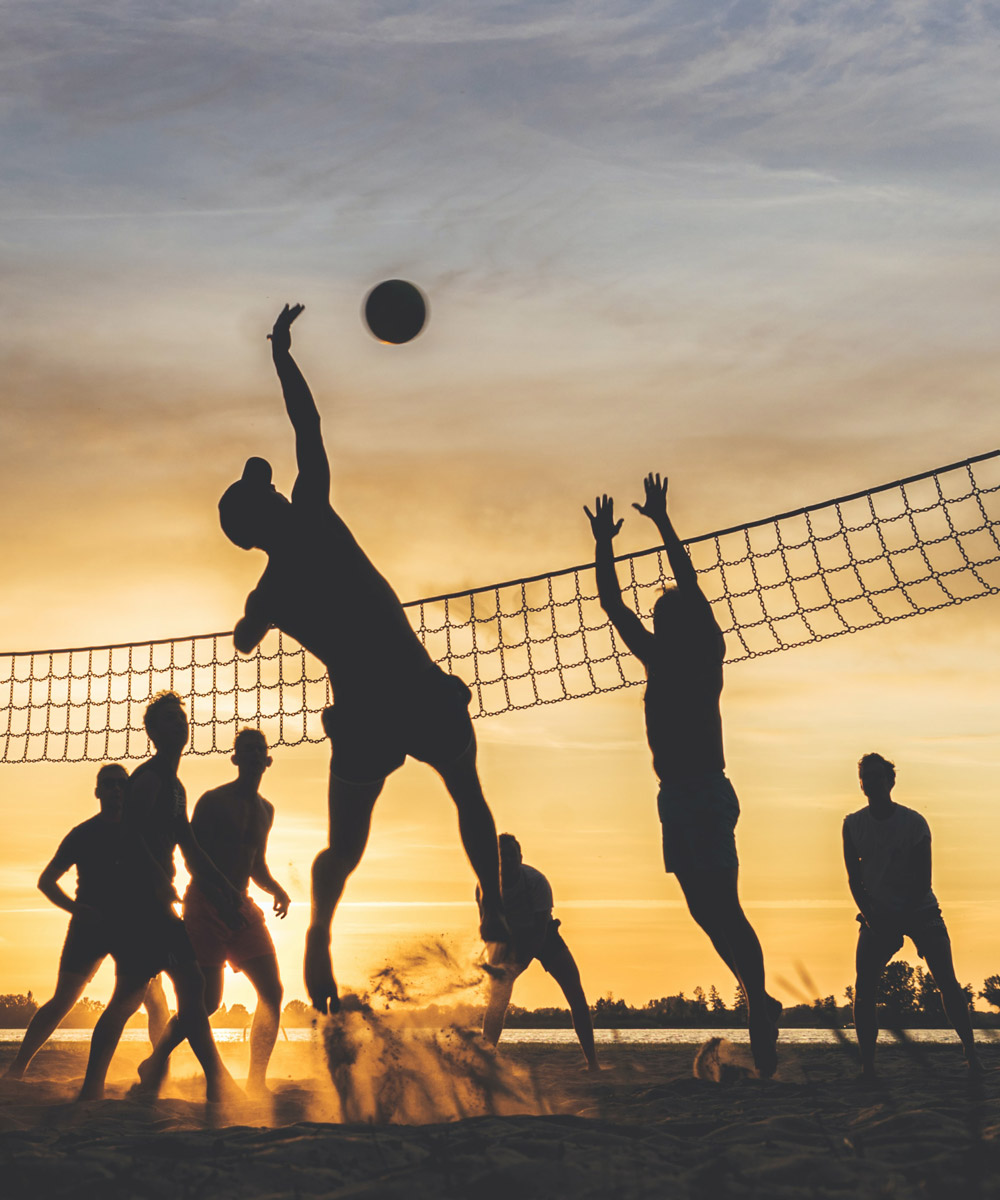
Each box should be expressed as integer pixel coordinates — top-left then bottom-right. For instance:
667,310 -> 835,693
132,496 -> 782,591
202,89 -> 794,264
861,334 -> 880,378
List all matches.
845,752 -> 981,1077
217,304 -> 506,1013
3,764 -> 168,1079
136,728 -> 290,1097
585,473 -> 779,1077
480,834 -> 599,1072
78,692 -> 243,1102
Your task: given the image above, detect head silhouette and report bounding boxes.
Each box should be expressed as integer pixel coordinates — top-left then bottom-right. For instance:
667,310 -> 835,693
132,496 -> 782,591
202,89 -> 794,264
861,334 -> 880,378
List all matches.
232,727 -> 272,777
95,762 -> 129,820
652,586 -> 689,639
858,752 -> 895,799
219,457 -> 287,550
143,691 -> 189,753
499,833 -> 523,875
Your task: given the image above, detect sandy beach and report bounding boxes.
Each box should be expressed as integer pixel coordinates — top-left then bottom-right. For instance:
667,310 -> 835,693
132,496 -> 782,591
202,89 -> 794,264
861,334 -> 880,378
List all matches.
3,1030 -> 999,1199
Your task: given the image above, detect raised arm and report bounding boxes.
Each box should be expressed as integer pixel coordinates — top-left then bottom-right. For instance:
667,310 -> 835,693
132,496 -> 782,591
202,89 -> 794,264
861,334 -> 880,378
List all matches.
633,473 -> 717,626
584,495 -> 655,664
268,303 -> 331,503
249,805 -> 290,918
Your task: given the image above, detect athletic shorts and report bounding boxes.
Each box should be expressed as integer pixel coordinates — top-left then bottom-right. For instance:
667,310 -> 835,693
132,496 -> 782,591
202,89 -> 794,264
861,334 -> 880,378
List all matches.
656,771 -> 740,874
108,906 -> 197,983
322,665 -> 474,785
184,887 -> 276,971
856,907 -> 951,964
512,919 -> 569,975
59,914 -> 113,978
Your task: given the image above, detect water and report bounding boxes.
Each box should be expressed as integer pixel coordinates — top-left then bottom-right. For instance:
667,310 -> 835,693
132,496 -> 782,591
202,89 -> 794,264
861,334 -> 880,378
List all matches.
0,1027 -> 986,1046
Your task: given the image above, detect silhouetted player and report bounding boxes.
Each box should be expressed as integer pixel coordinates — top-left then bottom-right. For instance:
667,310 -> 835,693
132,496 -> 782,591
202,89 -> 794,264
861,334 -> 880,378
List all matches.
78,692 -> 243,1102
480,834 -> 599,1071
845,752 -> 981,1078
137,728 -> 290,1096
3,764 -> 169,1079
586,473 -> 779,1077
218,304 -> 506,1013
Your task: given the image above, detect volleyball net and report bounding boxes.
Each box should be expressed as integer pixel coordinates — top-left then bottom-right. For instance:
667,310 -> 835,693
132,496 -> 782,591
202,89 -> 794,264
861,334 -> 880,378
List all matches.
4,450 -> 1000,765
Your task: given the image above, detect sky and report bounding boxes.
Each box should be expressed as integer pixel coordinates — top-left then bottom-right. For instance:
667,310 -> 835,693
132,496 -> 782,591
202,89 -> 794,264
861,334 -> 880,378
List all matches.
3,1 -> 1000,1018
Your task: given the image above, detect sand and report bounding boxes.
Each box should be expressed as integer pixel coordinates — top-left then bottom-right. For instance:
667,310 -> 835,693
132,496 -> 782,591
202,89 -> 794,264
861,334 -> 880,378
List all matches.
2,1035 -> 999,1199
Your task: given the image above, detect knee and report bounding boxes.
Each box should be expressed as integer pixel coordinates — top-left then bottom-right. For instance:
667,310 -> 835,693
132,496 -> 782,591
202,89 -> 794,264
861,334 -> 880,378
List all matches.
263,982 -> 284,1012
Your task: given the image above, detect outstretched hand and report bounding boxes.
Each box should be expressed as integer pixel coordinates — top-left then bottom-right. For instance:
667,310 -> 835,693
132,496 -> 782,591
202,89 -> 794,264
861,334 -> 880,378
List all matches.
268,303 -> 304,354
633,472 -> 668,522
584,495 -> 623,543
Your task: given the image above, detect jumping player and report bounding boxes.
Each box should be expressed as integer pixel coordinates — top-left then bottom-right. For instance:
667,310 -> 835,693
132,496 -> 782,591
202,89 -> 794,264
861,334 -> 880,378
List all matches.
136,728 -> 290,1096
218,304 -> 507,1013
585,473 -> 779,1077
3,764 -> 169,1079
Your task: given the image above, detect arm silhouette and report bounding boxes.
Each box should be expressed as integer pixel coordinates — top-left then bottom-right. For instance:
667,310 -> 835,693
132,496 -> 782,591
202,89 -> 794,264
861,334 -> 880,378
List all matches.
584,494 -> 654,663
37,841 -> 89,918
632,472 -> 719,633
842,822 -> 874,926
250,804 -> 290,918
269,303 -> 331,505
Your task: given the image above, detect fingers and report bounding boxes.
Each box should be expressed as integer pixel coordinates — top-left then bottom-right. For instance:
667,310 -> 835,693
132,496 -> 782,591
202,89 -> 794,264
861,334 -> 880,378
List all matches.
583,505 -> 595,521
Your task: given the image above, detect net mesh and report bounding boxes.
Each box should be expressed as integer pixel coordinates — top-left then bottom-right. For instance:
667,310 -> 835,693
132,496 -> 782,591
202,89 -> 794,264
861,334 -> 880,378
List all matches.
4,450 -> 1000,765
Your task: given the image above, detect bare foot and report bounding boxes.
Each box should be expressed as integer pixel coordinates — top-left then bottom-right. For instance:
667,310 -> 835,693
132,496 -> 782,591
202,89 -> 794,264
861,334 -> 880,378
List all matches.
305,926 -> 340,1015
749,1013 -> 779,1079
206,1071 -> 245,1106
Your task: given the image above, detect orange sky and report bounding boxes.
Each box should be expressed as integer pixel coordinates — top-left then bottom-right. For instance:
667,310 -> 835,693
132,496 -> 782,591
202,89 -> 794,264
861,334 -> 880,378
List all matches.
3,3 -> 1000,1018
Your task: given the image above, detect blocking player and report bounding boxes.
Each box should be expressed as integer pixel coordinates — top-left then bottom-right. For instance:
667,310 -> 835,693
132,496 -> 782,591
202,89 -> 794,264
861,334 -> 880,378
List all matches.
585,473 -> 780,1077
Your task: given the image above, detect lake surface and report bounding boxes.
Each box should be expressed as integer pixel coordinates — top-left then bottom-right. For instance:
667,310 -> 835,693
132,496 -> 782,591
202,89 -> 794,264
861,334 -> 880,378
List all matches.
0,1027 -> 991,1046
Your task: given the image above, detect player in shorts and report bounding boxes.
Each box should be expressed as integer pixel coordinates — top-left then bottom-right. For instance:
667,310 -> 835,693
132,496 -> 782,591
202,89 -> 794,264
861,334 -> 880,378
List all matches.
586,473 -> 779,1076
3,764 -> 169,1079
218,303 -> 507,1013
844,752 -> 981,1077
136,728 -> 290,1096
78,693 -> 244,1102
479,834 -> 599,1071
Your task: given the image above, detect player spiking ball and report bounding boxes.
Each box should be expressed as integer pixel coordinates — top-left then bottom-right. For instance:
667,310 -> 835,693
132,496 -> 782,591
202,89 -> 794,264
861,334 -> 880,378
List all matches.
218,303 -> 507,1013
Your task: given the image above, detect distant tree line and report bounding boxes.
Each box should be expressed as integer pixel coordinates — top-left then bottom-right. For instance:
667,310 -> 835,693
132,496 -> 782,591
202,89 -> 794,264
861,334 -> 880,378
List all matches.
4,965 -> 1000,1030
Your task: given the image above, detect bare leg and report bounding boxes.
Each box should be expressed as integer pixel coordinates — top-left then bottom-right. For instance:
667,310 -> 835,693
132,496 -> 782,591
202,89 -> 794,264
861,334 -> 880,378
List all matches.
923,939 -> 981,1071
163,961 -> 239,1104
306,769 -> 384,1013
676,868 -> 779,1077
5,967 -> 94,1078
434,736 -> 506,940
544,941 -> 599,1071
240,953 -> 283,1094
143,975 -> 170,1046
79,974 -> 149,1100
482,954 -> 522,1047
137,968 -> 224,1094
854,934 -> 892,1079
